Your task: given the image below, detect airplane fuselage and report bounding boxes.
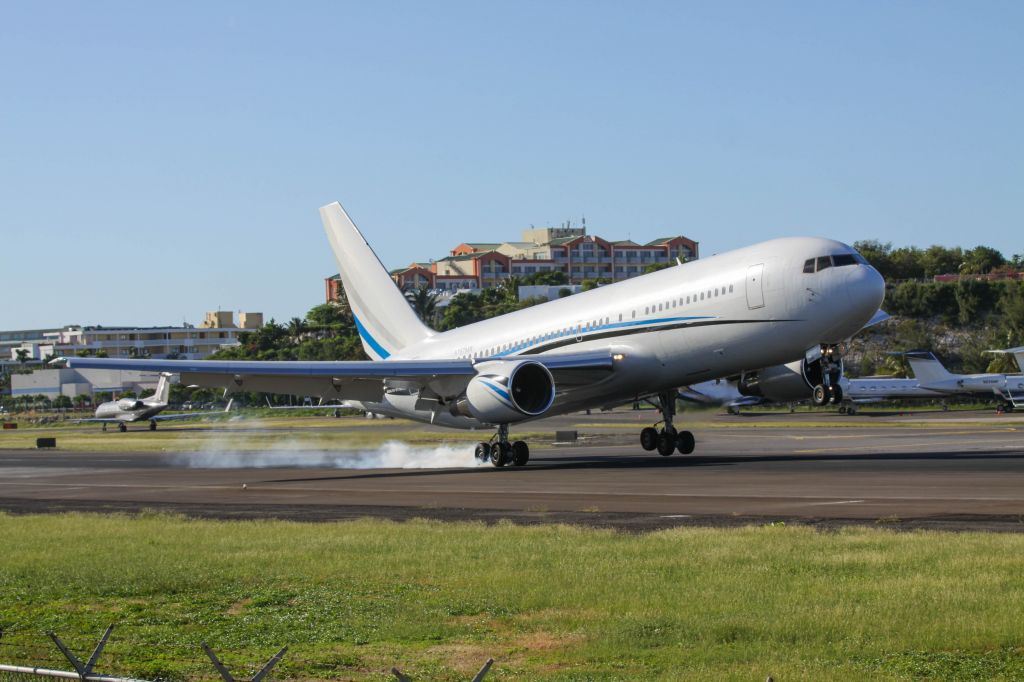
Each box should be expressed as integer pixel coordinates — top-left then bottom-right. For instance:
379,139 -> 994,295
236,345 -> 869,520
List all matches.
355,237 -> 884,427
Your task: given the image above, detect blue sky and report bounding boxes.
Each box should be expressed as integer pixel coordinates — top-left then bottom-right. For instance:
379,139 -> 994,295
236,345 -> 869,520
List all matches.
1,1 -> 1020,329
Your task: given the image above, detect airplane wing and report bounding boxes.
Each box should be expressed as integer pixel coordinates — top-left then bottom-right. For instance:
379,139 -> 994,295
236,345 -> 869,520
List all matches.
54,351 -> 617,402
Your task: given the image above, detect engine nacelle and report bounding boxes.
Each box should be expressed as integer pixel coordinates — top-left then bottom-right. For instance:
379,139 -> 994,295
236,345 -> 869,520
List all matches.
116,399 -> 145,411
738,356 -> 844,403
453,360 -> 556,424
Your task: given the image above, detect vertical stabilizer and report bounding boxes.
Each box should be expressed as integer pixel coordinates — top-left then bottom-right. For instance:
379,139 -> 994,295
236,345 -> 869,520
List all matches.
985,346 -> 1024,374
150,372 -> 173,405
905,351 -> 953,384
319,202 -> 432,360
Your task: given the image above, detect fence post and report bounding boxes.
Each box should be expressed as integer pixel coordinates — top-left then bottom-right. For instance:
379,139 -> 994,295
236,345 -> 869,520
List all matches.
202,643 -> 288,682
49,624 -> 114,679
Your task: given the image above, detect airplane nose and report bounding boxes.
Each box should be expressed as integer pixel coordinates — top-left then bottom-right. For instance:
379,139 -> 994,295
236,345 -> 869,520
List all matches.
846,264 -> 886,322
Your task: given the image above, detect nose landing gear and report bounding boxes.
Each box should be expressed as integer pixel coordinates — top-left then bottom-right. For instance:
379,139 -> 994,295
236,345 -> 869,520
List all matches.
811,344 -> 845,406
639,391 -> 695,456
475,424 -> 530,467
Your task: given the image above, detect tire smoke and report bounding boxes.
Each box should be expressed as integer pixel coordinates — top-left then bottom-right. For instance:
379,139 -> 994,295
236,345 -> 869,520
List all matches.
167,440 -> 483,470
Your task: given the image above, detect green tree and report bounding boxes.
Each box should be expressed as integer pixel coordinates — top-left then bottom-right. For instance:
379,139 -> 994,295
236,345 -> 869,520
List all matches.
920,245 -> 963,277
286,317 -> 308,340
961,246 -> 1005,274
15,348 -> 29,365
405,286 -> 439,326
644,262 -> 675,274
52,395 -> 73,409
999,281 -> 1024,346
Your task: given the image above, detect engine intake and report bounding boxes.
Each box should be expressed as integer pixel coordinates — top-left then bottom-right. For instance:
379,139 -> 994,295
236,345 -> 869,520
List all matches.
453,360 -> 556,424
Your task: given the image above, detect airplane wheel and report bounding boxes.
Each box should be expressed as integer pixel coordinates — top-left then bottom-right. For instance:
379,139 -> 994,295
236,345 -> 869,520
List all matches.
727,406 -> 739,415
640,427 -> 659,451
847,405 -> 858,415
1007,404 -> 1015,413
830,385 -> 844,404
118,423 -> 127,432
474,442 -> 491,462
676,430 -> 695,454
149,420 -> 157,431
490,442 -> 510,467
102,424 -> 107,432
656,430 -> 676,456
812,385 -> 828,406
838,405 -> 847,414
511,441 -> 530,466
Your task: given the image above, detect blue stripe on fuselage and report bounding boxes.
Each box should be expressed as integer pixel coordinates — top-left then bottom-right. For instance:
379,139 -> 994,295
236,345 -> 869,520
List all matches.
492,315 -> 714,357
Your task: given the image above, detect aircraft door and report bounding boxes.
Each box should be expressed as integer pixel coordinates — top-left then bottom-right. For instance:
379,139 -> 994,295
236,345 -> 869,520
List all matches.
746,264 -> 765,309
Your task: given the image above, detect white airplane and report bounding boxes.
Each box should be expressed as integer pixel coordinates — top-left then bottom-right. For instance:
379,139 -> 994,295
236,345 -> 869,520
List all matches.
58,201 -> 884,465
80,372 -> 231,431
904,350 -> 1024,412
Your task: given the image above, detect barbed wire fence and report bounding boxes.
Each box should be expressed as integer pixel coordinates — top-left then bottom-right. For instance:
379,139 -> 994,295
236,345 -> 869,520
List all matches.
0,624 -> 499,682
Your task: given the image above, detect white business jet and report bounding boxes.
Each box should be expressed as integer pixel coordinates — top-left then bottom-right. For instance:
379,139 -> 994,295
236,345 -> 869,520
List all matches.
78,373 -> 229,431
58,202 -> 884,465
903,350 -> 1024,411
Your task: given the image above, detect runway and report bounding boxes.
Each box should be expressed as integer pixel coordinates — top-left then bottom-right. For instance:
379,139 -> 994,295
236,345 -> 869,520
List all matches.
2,411 -> 1023,531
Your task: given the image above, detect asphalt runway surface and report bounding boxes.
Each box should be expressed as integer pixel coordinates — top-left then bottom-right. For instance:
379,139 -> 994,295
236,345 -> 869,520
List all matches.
2,410 -> 1024,531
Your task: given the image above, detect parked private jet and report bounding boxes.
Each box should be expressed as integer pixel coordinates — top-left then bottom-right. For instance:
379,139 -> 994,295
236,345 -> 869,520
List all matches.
58,201 -> 885,465
682,362 -> 947,415
904,350 -> 1024,411
79,372 -> 230,431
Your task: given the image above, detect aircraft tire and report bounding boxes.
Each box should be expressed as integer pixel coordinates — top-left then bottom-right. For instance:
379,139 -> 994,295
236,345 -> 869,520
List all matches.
118,423 -> 127,433
475,442 -> 491,462
656,431 -> 676,457
149,420 -> 157,431
812,385 -> 828,406
676,430 -> 695,454
490,442 -> 510,467
640,427 -> 659,451
511,441 -> 530,466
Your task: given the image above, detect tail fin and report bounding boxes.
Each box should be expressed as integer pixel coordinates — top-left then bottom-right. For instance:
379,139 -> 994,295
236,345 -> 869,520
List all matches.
319,202 -> 433,359
984,346 -> 1024,373
904,351 -> 953,384
151,372 -> 173,404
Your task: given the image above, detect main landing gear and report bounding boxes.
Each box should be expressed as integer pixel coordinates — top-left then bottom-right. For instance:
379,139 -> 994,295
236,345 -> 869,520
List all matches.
639,391 -> 695,456
811,344 -> 844,407
118,422 -> 127,433
149,419 -> 158,431
475,424 -> 530,468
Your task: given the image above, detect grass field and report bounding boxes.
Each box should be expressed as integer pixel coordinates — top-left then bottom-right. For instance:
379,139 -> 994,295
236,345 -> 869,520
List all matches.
1,514 -> 1023,681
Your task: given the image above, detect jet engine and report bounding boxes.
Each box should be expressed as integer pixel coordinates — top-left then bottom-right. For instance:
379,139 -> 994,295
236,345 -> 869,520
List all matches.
450,360 -> 556,424
116,398 -> 145,411
738,355 -> 844,403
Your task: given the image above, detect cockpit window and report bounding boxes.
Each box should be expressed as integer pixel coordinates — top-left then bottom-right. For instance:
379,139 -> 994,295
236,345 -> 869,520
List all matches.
804,253 -> 865,273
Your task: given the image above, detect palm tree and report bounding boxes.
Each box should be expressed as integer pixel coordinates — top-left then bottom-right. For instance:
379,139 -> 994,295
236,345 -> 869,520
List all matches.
405,286 -> 439,326
500,276 -> 523,302
287,317 -> 308,341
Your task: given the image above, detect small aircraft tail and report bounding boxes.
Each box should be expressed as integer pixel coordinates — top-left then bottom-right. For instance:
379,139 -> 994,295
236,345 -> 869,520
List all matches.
904,351 -> 953,384
320,202 -> 434,360
150,372 -> 173,404
985,346 -> 1024,373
